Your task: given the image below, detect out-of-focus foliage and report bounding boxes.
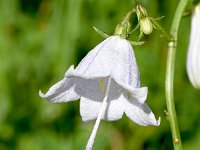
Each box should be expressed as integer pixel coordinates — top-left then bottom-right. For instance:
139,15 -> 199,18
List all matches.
0,0 -> 199,150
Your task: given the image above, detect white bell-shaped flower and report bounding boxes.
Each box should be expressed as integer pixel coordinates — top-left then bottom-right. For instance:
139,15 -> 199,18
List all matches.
187,5 -> 200,89
40,36 -> 160,125
40,36 -> 160,150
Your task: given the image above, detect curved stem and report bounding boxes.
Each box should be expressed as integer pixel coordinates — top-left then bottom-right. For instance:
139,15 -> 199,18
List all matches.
165,0 -> 189,149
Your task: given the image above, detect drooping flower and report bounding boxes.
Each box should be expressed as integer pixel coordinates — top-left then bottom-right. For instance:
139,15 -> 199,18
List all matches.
187,4 -> 200,89
39,36 -> 160,149
40,6 -> 160,150
40,36 -> 160,125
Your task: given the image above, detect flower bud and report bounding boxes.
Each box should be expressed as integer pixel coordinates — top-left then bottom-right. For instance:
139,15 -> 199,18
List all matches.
136,4 -> 154,35
186,4 -> 200,89
140,18 -> 153,35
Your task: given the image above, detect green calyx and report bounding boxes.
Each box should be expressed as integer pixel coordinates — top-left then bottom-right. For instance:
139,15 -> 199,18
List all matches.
114,9 -> 134,39
93,7 -> 145,46
136,3 -> 148,19
93,3 -> 171,44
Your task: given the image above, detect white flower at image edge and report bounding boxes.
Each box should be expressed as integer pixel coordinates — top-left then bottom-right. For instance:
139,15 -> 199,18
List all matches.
187,5 -> 200,89
39,35 -> 160,149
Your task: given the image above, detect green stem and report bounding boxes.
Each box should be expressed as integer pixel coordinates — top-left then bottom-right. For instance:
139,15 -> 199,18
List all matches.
165,0 -> 188,150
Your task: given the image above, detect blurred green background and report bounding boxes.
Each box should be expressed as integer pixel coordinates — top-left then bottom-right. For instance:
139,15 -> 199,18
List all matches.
0,0 -> 199,149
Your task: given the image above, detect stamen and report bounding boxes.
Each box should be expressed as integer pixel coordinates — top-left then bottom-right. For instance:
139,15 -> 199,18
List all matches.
99,78 -> 105,92
86,77 -> 112,150
126,92 -> 131,100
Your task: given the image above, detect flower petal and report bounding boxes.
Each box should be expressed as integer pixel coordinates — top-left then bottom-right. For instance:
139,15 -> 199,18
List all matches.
187,5 -> 200,89
74,37 -> 113,77
124,96 -> 160,126
129,87 -> 148,104
39,77 -> 80,103
105,95 -> 124,121
65,65 -> 75,77
115,80 -> 148,103
73,36 -> 146,104
74,36 -> 140,88
79,77 -> 124,121
80,96 -> 124,122
110,41 -> 140,87
80,97 -> 102,121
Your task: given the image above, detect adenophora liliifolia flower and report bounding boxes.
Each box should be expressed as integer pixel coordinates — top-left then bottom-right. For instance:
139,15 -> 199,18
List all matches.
40,36 -> 160,149
39,7 -> 160,150
187,4 -> 200,89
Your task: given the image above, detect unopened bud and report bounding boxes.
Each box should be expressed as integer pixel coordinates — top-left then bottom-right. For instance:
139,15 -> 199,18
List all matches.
140,18 -> 153,34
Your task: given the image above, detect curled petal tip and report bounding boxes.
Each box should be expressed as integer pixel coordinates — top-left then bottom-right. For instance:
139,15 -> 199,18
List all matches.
65,65 -> 75,77
156,117 -> 161,126
39,90 -> 45,98
129,87 -> 148,104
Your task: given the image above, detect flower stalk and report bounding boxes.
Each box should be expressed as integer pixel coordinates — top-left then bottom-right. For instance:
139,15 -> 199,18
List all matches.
165,0 -> 189,149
